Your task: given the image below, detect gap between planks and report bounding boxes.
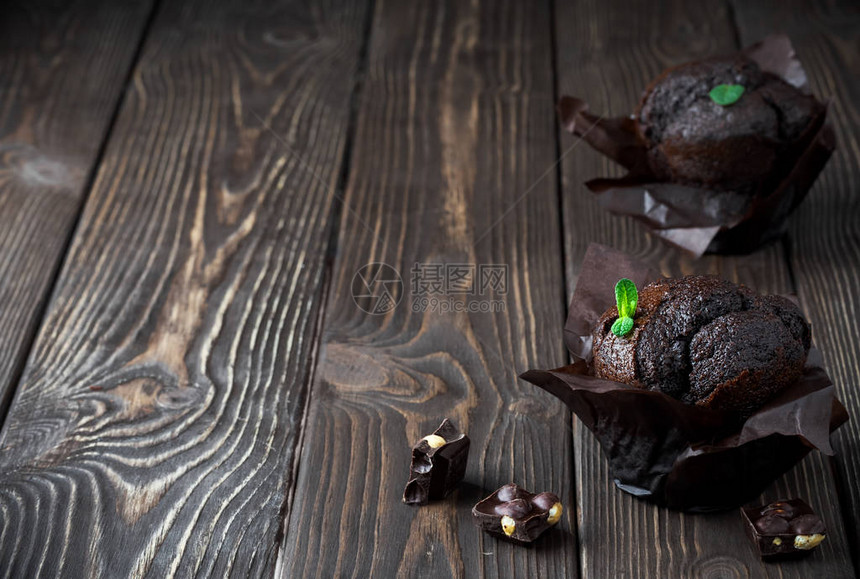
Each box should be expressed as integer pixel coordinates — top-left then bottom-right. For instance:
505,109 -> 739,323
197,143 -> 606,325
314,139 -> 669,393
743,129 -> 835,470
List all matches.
0,0 -> 164,430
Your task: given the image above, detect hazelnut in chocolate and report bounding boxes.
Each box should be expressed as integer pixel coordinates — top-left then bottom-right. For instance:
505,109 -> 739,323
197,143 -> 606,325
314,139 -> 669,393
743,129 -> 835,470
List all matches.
742,499 -> 826,560
472,483 -> 562,544
402,419 -> 470,505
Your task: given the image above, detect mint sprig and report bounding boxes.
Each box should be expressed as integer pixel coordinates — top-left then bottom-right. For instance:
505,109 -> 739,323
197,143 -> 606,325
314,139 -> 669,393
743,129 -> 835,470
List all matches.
611,278 -> 638,337
709,84 -> 745,106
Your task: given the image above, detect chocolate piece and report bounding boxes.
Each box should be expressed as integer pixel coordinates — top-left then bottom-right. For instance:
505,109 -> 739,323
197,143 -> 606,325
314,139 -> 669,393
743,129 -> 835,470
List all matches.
472,483 -> 562,544
742,499 -> 827,560
755,515 -> 790,534
402,419 -> 470,505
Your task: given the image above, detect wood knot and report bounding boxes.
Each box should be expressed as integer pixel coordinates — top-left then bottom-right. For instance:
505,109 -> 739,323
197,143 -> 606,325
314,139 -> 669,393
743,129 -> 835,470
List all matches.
156,386 -> 202,410
105,377 -> 201,419
689,556 -> 750,579
319,343 -> 389,393
0,143 -> 80,189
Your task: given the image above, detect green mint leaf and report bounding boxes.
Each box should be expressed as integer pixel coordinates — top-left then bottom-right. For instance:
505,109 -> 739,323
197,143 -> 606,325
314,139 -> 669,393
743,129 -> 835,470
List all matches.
709,84 -> 745,106
614,278 -> 638,319
611,316 -> 634,337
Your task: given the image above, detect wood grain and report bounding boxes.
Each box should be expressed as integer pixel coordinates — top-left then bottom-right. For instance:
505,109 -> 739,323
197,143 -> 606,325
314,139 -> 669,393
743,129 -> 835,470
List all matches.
0,0 -> 155,424
278,0 -> 578,576
0,0 -> 370,576
731,0 -> 860,570
553,0 -> 855,576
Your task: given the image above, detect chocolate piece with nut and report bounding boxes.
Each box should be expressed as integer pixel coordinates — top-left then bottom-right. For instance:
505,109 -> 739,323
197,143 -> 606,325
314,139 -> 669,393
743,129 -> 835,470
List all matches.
742,499 -> 827,560
402,419 -> 470,505
472,483 -> 562,544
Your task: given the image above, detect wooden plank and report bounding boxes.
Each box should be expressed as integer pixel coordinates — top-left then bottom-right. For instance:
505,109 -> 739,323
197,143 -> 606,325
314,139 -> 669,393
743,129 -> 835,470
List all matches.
0,0 -> 370,576
278,0 -> 578,576
554,0 -> 855,577
731,0 -> 860,570
0,0 -> 156,422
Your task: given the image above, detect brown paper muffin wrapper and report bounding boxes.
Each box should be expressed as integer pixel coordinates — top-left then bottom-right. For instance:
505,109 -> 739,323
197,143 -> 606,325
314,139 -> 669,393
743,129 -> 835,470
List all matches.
520,244 -> 848,511
558,35 -> 836,257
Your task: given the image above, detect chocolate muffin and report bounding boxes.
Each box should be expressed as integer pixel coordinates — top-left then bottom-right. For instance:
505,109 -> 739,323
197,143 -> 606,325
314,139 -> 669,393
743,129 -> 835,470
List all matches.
636,55 -> 826,195
592,276 -> 810,414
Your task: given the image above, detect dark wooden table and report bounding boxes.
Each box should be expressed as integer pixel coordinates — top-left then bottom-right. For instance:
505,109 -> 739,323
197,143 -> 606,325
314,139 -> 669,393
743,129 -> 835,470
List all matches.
0,0 -> 857,577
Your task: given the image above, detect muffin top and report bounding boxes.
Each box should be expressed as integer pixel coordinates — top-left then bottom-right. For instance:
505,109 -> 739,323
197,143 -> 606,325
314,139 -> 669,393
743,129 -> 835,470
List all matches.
637,56 -> 820,145
634,56 -> 825,192
592,276 -> 811,414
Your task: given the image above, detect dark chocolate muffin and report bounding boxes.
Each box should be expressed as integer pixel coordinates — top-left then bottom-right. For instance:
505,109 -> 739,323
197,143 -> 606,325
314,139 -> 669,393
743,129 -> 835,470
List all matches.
636,55 -> 825,195
592,276 -> 810,414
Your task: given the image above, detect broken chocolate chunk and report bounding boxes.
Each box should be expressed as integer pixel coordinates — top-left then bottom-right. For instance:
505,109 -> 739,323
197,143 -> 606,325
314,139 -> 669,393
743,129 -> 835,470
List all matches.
472,483 -> 562,544
402,419 -> 470,505
742,499 -> 827,560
